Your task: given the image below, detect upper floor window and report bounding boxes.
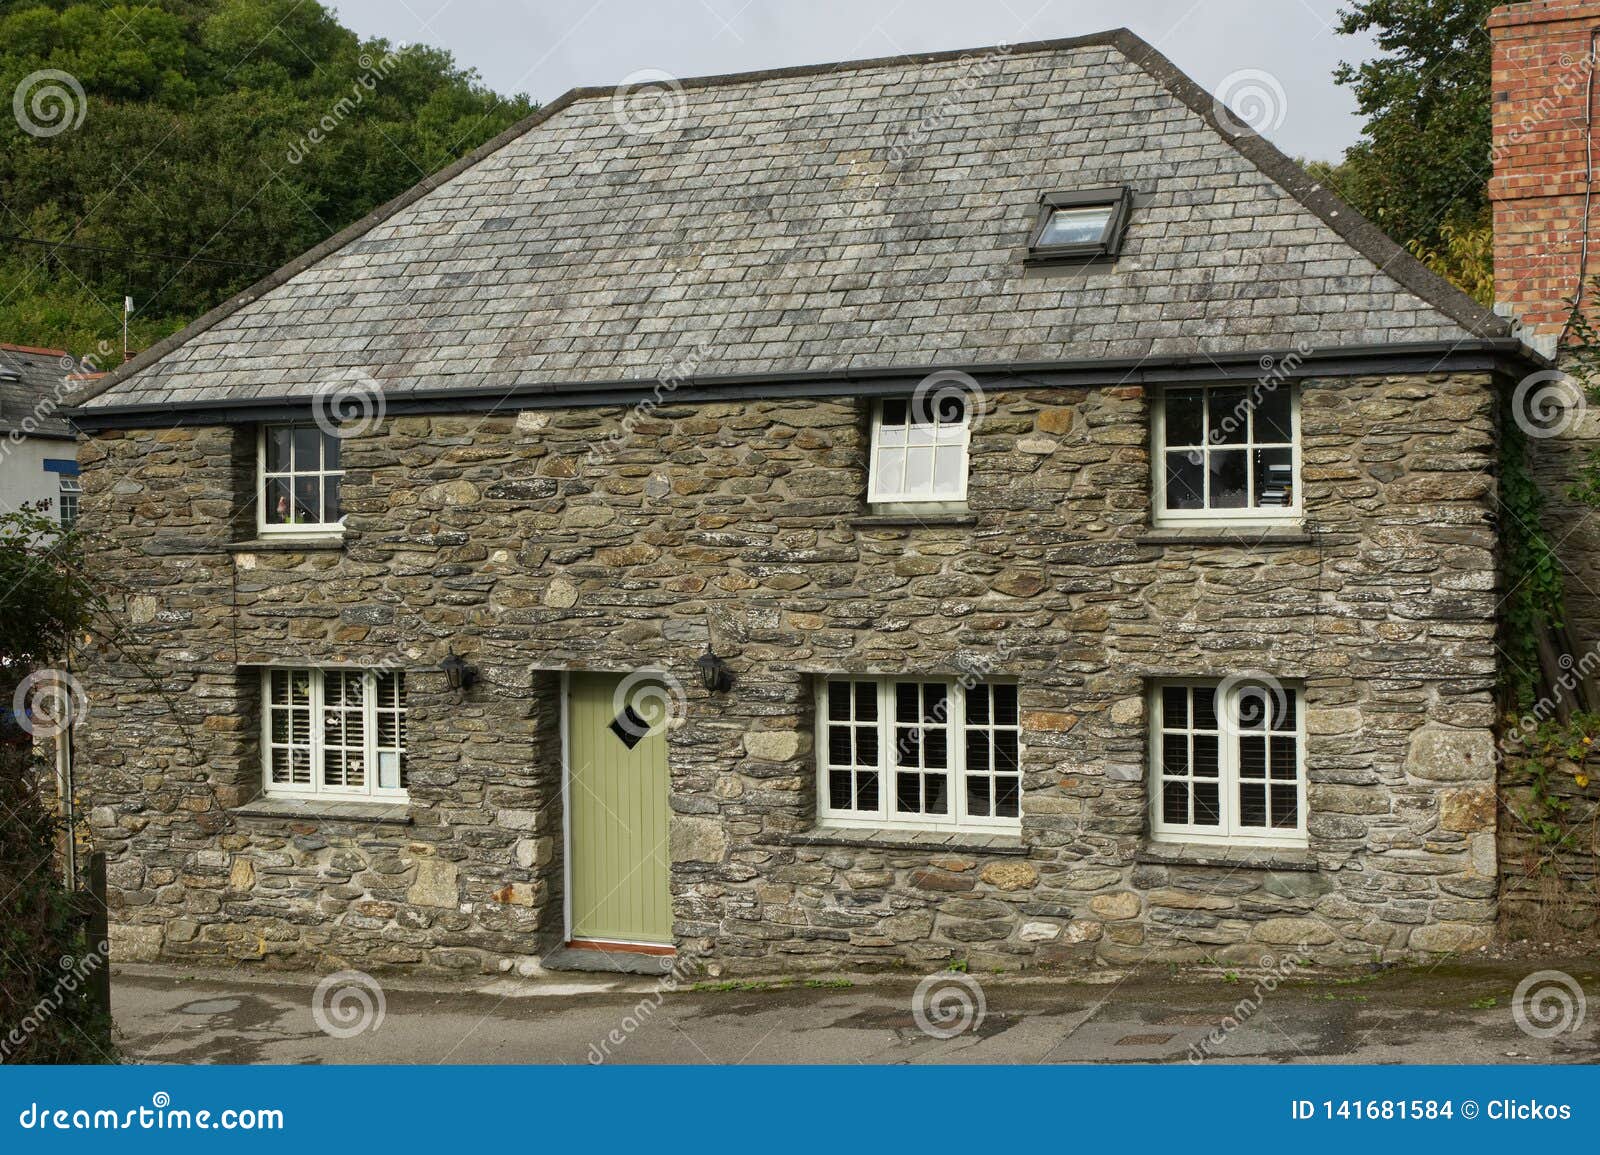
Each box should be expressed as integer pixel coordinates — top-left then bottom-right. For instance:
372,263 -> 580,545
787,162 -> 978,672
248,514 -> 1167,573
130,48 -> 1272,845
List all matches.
1153,383 -> 1299,525
817,676 -> 1020,833
57,475 -> 80,528
1149,679 -> 1304,847
262,667 -> 407,800
868,396 -> 970,506
1027,187 -> 1132,263
259,424 -> 344,535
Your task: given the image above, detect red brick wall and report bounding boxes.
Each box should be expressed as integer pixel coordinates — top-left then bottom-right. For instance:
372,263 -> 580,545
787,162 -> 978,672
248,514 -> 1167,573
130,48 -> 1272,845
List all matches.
1490,1 -> 1600,341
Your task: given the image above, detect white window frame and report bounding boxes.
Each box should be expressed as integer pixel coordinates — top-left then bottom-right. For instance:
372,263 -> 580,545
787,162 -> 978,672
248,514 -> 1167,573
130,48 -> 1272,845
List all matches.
1147,679 -> 1306,848
814,676 -> 1021,834
260,667 -> 407,802
57,475 -> 81,528
257,424 -> 346,537
1151,383 -> 1301,528
867,398 -> 971,506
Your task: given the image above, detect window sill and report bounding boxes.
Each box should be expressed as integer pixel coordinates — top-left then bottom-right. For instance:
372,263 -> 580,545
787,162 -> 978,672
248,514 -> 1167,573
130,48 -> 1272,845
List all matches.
1137,525 -> 1311,547
849,513 -> 977,529
232,797 -> 412,825
1137,841 -> 1315,872
229,536 -> 347,553
771,826 -> 1027,855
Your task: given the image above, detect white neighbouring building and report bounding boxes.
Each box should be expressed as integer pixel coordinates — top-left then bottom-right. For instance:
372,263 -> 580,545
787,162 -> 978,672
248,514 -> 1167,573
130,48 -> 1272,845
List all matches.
0,343 -> 91,527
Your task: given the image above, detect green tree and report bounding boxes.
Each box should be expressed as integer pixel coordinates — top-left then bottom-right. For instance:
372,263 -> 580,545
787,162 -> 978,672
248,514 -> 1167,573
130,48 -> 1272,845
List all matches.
1328,0 -> 1495,254
0,0 -> 535,356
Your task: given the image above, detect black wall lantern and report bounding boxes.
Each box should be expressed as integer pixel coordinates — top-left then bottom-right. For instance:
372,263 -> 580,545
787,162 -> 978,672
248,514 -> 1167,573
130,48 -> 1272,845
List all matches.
439,648 -> 480,693
696,647 -> 734,693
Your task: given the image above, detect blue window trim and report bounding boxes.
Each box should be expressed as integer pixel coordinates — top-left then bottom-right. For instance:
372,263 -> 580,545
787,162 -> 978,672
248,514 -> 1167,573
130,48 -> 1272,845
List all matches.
42,458 -> 79,476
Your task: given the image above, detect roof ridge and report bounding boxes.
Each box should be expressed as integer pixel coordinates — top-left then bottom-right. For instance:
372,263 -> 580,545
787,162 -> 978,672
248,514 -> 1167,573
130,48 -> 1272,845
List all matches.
0,342 -> 70,357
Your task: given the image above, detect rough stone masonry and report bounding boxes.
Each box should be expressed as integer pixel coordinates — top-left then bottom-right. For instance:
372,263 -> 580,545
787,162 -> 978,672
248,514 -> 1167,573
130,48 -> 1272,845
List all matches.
75,372 -> 1504,975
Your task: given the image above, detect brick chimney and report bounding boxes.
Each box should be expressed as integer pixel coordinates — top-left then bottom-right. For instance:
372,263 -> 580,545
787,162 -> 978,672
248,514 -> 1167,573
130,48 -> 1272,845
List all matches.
1490,1 -> 1600,353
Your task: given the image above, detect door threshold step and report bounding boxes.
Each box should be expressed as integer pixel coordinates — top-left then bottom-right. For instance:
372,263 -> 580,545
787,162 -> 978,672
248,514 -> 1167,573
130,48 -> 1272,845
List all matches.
542,946 -> 677,976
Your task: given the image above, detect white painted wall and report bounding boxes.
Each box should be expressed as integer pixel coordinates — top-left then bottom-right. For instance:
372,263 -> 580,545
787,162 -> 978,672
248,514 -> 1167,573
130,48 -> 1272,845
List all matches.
0,435 -> 74,521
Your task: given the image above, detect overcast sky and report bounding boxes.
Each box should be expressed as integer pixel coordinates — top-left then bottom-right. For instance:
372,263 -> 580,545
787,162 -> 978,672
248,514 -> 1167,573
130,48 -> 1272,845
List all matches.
331,0 -> 1379,162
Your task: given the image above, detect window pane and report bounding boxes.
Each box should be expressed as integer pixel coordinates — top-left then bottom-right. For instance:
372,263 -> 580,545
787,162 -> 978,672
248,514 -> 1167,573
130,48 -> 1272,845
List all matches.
1271,785 -> 1298,828
966,685 -> 990,725
827,681 -> 851,722
896,772 -> 921,812
922,683 -> 946,724
265,427 -> 293,473
1207,387 -> 1249,445
1165,389 -> 1204,446
293,475 -> 321,523
854,682 -> 877,721
1208,449 -> 1248,508
1193,688 -> 1216,730
875,447 -> 905,493
1269,736 -> 1298,780
293,426 -> 323,472
265,477 -> 293,525
1161,686 -> 1188,729
1191,734 -> 1219,777
1163,781 -> 1189,824
828,726 -> 852,766
935,394 -> 966,424
1193,782 -> 1220,825
932,446 -> 965,495
881,399 -> 908,427
994,731 -> 1018,773
967,776 -> 991,818
992,684 -> 1018,726
903,447 -> 934,494
855,727 -> 878,766
323,475 -> 342,523
829,769 -> 852,810
1165,451 -> 1204,510
924,727 -> 947,769
1273,691 -> 1297,731
1162,734 -> 1189,775
321,431 -> 342,471
994,777 -> 1019,818
895,682 -> 919,723
895,727 -> 920,767
924,774 -> 948,815
856,771 -> 879,811
1038,204 -> 1113,246
1256,386 -> 1292,443
966,729 -> 990,773
1253,447 -> 1293,508
1239,782 -> 1267,827
1239,735 -> 1267,778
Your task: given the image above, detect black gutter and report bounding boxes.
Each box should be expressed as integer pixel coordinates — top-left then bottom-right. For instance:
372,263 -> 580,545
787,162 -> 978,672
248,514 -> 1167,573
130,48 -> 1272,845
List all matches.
66,340 -> 1543,431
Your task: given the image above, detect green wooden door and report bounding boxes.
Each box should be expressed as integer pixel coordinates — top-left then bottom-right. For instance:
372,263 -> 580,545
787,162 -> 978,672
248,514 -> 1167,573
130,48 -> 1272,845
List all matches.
567,673 -> 672,945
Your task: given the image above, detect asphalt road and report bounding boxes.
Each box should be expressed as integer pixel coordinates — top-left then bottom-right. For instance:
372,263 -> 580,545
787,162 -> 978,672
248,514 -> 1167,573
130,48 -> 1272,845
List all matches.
106,957 -> 1600,1065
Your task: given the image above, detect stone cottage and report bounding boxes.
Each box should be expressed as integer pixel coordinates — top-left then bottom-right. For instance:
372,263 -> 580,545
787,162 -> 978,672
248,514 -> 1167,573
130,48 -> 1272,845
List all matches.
66,29 -> 1537,975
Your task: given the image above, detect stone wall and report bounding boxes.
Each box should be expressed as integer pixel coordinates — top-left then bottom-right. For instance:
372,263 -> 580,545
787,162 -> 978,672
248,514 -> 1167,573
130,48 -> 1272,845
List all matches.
76,372 -> 1505,974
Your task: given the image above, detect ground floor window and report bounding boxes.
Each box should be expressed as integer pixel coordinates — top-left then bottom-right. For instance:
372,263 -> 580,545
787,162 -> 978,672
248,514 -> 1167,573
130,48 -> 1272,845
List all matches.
261,668 -> 407,800
816,676 -> 1020,832
1149,679 -> 1304,847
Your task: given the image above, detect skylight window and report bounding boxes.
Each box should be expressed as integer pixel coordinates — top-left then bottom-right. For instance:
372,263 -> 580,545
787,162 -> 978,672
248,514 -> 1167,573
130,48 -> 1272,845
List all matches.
1027,187 -> 1132,263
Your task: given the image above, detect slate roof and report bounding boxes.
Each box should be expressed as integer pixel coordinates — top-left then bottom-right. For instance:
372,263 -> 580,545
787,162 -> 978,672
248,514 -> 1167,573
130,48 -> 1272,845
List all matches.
0,344 -> 87,438
73,29 -> 1513,413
